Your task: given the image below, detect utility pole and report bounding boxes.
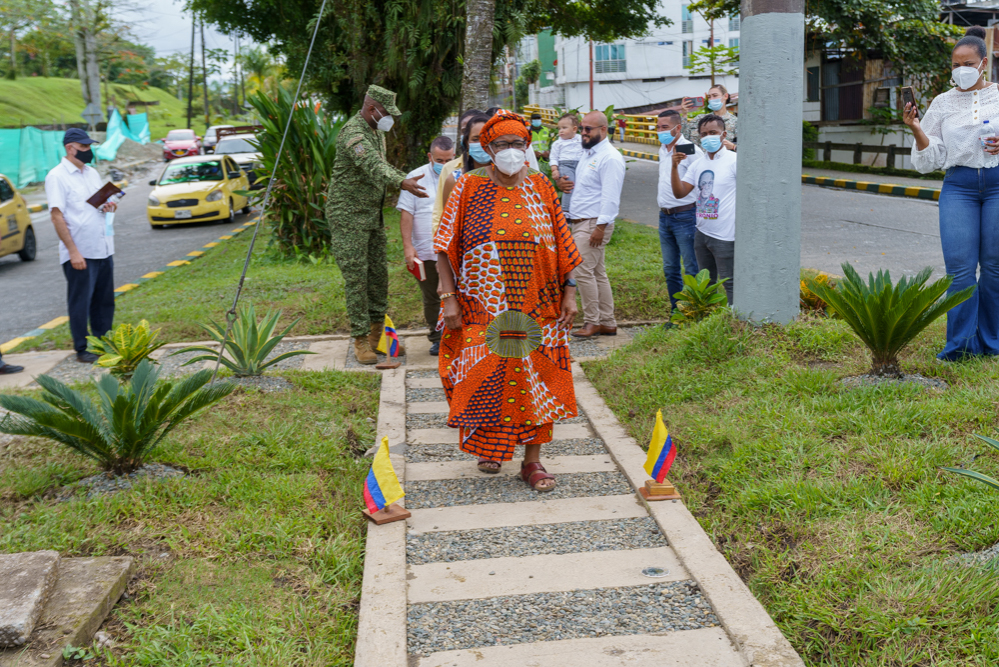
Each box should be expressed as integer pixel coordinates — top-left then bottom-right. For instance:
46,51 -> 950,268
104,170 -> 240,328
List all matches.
733,0 -> 805,324
200,19 -> 209,130
232,34 -> 239,115
709,20 -> 715,86
508,45 -> 516,111
186,18 -> 195,129
589,40 -> 594,110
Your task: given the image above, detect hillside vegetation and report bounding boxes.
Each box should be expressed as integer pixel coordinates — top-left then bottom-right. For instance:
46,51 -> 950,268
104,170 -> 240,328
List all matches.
0,78 -> 209,139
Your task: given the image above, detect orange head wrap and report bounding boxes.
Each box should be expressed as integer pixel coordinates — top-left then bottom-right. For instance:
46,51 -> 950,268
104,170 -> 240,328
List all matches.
479,109 -> 532,148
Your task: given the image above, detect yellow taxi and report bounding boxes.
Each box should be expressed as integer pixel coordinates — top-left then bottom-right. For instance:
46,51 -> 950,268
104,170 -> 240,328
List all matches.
146,155 -> 251,228
0,173 -> 36,261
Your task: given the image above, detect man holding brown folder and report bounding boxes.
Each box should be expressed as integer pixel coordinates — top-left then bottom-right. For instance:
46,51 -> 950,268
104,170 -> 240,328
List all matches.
44,128 -> 119,363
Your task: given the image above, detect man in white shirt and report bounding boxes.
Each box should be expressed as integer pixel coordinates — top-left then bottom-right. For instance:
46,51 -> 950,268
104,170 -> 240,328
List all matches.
657,109 -> 703,313
398,136 -> 454,356
44,128 -> 118,363
563,110 -> 626,338
671,114 -> 738,305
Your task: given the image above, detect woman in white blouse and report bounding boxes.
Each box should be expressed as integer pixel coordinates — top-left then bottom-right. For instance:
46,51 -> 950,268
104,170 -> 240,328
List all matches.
906,26 -> 999,360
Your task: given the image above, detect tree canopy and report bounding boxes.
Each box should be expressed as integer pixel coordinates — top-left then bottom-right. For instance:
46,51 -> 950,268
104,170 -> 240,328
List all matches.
186,0 -> 670,167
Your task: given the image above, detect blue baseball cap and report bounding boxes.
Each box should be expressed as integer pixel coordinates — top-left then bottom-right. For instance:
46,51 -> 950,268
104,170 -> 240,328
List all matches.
63,127 -> 98,145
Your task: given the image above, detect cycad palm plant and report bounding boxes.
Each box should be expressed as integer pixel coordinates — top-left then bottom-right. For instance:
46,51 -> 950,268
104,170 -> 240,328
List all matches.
171,305 -> 314,377
0,360 -> 235,475
941,435 -> 999,491
807,263 -> 974,376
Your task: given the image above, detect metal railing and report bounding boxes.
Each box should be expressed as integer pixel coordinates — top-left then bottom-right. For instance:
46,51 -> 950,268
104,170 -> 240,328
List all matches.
804,141 -> 912,168
523,105 -> 660,140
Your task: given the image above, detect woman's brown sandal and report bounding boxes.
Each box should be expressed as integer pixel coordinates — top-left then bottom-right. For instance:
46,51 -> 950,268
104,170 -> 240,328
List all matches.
521,461 -> 556,492
477,458 -> 502,474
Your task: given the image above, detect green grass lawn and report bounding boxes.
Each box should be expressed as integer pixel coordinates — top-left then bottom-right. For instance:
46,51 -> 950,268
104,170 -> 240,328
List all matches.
0,369 -> 379,665
14,213 -> 670,352
585,311 -> 999,665
0,77 -> 235,139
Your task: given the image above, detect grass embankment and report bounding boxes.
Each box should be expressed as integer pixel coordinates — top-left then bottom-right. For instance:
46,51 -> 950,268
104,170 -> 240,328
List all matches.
0,77 -> 228,139
0,369 -> 379,664
16,213 -> 671,352
586,311 -> 999,665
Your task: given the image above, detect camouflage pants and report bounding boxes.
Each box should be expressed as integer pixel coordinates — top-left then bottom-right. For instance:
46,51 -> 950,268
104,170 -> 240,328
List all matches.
330,225 -> 388,337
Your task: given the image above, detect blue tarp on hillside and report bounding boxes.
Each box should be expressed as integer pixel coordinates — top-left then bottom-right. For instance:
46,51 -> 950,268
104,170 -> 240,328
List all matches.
0,127 -> 65,188
95,110 -> 150,162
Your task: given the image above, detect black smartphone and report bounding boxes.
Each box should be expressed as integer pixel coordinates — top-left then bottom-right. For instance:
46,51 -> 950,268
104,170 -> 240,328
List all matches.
676,143 -> 696,155
901,86 -> 919,118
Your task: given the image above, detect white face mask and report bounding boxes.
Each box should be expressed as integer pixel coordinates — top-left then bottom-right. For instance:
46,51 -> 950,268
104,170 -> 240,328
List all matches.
374,107 -> 395,132
493,148 -> 526,176
953,60 -> 985,90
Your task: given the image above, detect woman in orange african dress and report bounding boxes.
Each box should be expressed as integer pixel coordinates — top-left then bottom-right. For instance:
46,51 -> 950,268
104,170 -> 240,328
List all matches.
435,110 -> 582,492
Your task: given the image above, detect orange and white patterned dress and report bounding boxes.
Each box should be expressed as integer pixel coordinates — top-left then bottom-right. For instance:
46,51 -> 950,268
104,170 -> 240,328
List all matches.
434,167 -> 583,461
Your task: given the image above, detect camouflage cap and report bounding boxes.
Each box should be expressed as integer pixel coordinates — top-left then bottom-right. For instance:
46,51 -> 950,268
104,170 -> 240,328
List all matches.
366,84 -> 401,116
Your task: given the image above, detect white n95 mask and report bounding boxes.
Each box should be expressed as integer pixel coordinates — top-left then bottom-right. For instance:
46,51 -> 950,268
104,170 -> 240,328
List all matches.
494,148 -> 526,176
953,61 -> 985,90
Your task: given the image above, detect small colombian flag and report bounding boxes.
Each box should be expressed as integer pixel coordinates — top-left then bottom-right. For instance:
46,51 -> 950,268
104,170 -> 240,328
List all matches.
363,437 -> 405,513
376,314 -> 400,357
643,410 -> 676,483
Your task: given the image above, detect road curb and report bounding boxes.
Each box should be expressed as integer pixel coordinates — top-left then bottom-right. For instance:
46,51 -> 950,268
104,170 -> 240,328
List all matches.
0,215 -> 258,354
802,174 -> 940,201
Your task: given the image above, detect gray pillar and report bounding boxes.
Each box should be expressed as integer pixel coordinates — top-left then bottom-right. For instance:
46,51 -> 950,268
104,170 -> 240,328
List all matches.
733,0 -> 805,324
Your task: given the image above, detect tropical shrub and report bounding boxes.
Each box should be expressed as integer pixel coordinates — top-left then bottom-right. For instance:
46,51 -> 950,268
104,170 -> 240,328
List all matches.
0,360 -> 235,474
941,435 -> 999,491
86,319 -> 165,380
807,263 -> 975,376
800,272 -> 834,312
172,305 -> 314,377
671,268 -> 729,327
247,87 -> 346,255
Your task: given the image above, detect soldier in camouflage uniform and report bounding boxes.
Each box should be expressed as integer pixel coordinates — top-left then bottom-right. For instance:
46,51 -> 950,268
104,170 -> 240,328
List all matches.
326,84 -> 429,364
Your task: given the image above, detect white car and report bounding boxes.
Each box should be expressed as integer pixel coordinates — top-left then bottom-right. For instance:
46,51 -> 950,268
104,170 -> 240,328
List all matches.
202,125 -> 234,153
213,133 -> 264,189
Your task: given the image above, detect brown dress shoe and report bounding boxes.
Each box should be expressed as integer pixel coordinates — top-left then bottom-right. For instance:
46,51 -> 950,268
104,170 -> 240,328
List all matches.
368,322 -> 406,356
571,323 -> 602,338
353,336 -> 378,365
597,326 -> 617,336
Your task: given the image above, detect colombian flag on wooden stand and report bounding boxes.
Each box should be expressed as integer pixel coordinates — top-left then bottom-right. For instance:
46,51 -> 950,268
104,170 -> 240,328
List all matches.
376,314 -> 401,357
363,437 -> 405,513
643,410 -> 676,483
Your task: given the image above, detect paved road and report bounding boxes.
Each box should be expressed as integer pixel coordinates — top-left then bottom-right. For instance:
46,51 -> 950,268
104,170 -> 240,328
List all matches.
0,163 -> 256,344
619,156 -> 943,279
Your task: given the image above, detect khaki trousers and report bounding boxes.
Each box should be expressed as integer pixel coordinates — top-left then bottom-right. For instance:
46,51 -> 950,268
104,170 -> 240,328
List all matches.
570,217 -> 616,327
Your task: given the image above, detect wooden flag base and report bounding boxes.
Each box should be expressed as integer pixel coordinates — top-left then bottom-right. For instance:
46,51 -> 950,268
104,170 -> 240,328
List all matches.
362,502 -> 411,525
640,479 -> 681,501
375,360 -> 402,370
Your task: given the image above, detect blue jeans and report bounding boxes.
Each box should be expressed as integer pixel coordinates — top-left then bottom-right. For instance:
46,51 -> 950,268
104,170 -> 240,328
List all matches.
938,165 -> 999,359
658,208 -> 699,308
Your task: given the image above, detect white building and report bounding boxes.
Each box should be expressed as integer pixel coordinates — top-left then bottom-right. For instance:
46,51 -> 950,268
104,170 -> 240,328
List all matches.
529,1 -> 741,112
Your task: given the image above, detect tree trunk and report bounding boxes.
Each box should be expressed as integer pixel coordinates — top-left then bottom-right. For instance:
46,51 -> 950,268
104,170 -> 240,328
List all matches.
460,0 -> 495,112
69,0 -> 90,102
7,30 -> 16,80
82,1 -> 102,110
200,19 -> 209,129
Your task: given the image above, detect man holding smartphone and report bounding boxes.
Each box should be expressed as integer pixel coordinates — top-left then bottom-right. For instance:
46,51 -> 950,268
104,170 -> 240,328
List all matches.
656,110 -> 703,314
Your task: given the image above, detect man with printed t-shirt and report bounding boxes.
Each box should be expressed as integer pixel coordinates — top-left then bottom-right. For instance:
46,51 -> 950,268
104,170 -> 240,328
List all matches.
670,113 -> 737,305
44,128 -> 119,364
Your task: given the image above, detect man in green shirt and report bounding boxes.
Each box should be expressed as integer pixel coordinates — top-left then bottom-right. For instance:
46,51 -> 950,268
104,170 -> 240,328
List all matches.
326,84 -> 428,364
530,112 -> 553,161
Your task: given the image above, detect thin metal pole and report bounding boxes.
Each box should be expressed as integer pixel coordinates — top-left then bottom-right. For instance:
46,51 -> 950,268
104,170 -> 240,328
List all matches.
186,18 -> 195,129
589,40 -> 594,110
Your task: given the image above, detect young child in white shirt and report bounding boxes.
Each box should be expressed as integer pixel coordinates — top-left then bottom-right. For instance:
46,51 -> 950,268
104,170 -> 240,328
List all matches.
548,113 -> 584,214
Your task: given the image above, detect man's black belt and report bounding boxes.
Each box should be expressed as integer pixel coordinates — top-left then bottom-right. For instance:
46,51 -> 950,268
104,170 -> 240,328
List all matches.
660,203 -> 695,215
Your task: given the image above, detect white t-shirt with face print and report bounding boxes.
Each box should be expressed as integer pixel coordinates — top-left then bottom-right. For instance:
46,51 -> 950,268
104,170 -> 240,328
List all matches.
682,146 -> 737,242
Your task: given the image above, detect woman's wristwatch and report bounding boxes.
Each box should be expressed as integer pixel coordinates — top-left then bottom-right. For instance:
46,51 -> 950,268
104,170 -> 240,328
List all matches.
440,292 -> 457,300
563,278 -> 577,288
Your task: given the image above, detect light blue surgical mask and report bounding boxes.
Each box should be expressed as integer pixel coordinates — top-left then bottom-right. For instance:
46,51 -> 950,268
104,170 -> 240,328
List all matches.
658,128 -> 676,144
468,142 -> 492,164
708,98 -> 724,111
432,162 -> 443,175
532,119 -> 542,127
701,135 -> 723,153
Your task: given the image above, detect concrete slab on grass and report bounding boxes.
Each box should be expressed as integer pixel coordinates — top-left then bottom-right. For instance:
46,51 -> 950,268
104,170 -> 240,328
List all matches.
0,551 -> 60,647
0,556 -> 134,667
0,352 -> 74,389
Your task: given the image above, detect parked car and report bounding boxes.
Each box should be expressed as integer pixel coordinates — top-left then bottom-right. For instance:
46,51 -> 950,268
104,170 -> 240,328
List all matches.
202,125 -> 234,154
213,133 -> 264,189
162,129 -> 202,161
146,155 -> 251,229
0,173 -> 36,262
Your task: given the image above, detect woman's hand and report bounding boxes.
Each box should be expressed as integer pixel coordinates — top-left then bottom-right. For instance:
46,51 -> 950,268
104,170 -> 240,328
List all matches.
986,138 -> 999,156
723,139 -> 736,151
557,287 -> 577,329
902,103 -> 921,131
442,296 -> 463,330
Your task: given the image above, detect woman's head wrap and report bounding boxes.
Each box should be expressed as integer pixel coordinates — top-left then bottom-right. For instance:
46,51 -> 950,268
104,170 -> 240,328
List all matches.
479,109 -> 532,147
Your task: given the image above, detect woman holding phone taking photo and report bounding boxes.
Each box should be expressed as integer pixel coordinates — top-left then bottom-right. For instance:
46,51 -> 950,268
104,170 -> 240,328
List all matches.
906,26 -> 999,360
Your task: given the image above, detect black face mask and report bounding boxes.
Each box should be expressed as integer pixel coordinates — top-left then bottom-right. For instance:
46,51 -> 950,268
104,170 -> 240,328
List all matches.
75,148 -> 94,164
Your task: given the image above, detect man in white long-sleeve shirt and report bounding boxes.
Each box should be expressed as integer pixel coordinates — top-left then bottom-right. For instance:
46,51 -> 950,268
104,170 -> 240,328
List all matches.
563,110 -> 625,338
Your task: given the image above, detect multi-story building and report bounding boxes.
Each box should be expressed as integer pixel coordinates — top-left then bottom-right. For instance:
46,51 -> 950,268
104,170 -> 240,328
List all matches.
523,1 -> 741,113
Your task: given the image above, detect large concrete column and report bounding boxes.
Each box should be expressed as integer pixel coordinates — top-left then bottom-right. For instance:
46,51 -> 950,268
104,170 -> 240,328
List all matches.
733,0 -> 805,324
